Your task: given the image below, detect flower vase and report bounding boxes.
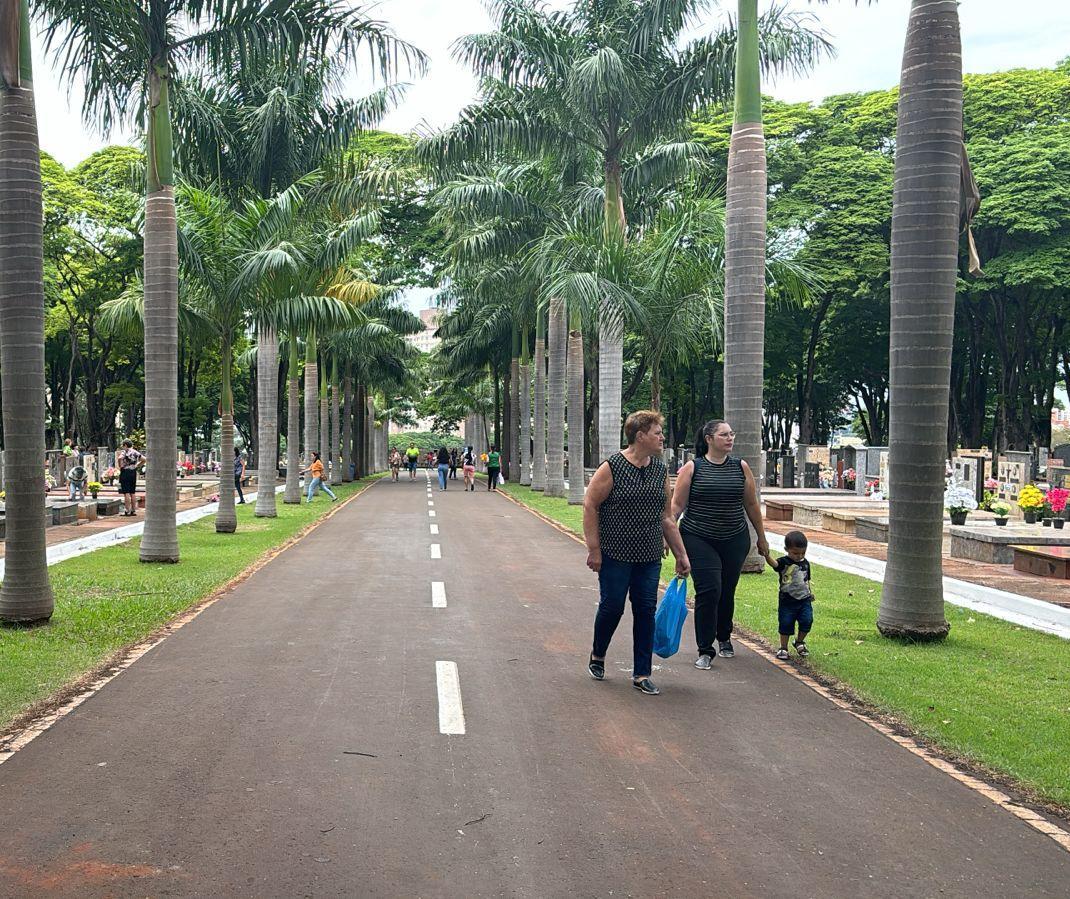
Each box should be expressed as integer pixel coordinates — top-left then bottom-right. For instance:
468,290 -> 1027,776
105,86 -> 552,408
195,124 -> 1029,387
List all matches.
1042,518 -> 1052,528
995,517 -> 1008,527
1024,510 -> 1037,524
950,511 -> 968,526
1055,518 -> 1065,530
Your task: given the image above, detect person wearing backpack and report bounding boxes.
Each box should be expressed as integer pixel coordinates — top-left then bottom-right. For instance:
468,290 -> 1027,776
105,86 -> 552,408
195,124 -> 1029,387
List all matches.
486,445 -> 501,490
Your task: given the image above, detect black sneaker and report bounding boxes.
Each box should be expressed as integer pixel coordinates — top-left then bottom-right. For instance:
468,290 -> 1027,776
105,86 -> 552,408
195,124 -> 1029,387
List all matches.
588,656 -> 605,681
694,654 -> 714,670
632,677 -> 660,696
718,640 -> 735,658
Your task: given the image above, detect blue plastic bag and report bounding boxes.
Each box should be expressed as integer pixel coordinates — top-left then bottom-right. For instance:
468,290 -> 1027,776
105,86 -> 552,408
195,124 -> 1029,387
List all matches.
653,577 -> 688,659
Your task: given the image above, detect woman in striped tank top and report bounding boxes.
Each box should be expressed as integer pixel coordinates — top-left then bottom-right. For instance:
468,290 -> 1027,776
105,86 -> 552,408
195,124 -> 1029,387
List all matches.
670,420 -> 769,668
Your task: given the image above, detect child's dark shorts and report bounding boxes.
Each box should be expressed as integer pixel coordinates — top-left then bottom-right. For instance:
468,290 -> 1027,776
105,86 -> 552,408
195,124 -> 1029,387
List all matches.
778,596 -> 814,636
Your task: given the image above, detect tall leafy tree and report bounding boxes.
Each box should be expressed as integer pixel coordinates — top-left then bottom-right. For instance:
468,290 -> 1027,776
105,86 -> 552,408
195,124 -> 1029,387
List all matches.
421,0 -> 826,460
39,0 -> 395,561
0,0 -> 55,621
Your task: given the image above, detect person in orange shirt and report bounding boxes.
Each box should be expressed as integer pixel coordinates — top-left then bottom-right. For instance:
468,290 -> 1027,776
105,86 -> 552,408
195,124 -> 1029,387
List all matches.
300,451 -> 337,503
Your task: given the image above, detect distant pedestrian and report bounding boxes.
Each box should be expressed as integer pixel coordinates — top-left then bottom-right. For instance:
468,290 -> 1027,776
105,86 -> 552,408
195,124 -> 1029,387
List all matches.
486,445 -> 501,490
583,411 -> 690,696
62,437 -> 75,457
406,443 -> 420,479
301,451 -> 336,503
389,449 -> 402,482
448,447 -> 459,480
117,439 -> 144,516
764,531 -> 814,660
436,446 -> 450,490
670,419 -> 769,669
462,446 -> 476,491
234,447 -> 246,504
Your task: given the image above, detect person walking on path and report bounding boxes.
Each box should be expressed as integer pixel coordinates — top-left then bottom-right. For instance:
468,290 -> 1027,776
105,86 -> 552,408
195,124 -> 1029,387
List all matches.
671,419 -> 769,669
462,446 -> 476,491
117,439 -> 144,517
405,443 -> 420,480
448,448 -> 459,480
486,445 -> 501,491
234,448 -> 246,505
301,451 -> 337,503
764,531 -> 815,660
389,449 -> 402,482
436,446 -> 451,491
583,411 -> 690,696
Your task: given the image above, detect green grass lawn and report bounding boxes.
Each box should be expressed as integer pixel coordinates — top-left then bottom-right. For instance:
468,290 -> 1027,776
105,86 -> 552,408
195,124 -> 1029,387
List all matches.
501,481 -> 1070,810
0,479 -> 374,733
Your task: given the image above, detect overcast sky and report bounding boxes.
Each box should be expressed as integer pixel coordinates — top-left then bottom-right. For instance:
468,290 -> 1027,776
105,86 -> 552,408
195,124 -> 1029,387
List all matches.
31,0 -> 1068,168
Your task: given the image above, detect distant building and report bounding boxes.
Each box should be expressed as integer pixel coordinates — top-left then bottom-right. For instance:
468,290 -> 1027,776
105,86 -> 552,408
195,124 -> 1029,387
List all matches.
1053,407 -> 1070,430
405,307 -> 442,354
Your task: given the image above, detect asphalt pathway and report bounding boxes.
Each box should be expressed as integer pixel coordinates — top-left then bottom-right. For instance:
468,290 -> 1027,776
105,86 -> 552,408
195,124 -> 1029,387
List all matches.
0,471 -> 1067,897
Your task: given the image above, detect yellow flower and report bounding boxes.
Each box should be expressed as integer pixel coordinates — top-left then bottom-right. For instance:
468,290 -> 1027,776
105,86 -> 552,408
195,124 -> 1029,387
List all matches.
1017,484 -> 1046,511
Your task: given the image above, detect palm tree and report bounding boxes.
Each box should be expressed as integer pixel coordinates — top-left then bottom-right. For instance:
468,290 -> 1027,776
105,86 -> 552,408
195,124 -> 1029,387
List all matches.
519,325 -> 532,486
39,0 -> 385,562
0,0 -> 55,622
566,306 -> 585,504
878,0 -> 960,641
545,297 -> 567,498
422,0 -> 826,461
304,329 -> 319,474
285,334 -> 302,502
530,310 -> 547,490
329,357 -> 342,485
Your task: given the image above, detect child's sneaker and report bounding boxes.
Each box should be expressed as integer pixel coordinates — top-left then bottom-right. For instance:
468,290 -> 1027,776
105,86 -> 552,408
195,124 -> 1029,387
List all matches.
793,640 -> 809,657
775,648 -> 790,661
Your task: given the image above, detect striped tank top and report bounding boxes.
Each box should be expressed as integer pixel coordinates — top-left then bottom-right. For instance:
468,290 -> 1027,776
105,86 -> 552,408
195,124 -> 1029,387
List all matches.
679,455 -> 747,540
598,453 -> 667,564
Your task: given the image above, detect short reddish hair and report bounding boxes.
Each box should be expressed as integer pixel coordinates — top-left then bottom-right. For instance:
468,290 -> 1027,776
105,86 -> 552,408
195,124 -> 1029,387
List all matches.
623,410 -> 664,445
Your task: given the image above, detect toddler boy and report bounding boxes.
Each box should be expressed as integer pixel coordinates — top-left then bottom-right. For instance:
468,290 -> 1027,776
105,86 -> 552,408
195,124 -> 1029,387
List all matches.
763,531 -> 814,660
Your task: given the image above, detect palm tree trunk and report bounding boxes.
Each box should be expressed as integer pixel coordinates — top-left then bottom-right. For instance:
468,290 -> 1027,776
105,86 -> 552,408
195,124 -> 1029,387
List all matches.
597,155 -> 626,462
519,326 -> 532,486
531,313 -> 547,491
509,332 -> 520,482
284,334 -> 301,503
254,324 -> 278,517
139,58 -> 179,562
0,0 -> 54,620
879,0 -> 959,641
319,365 -> 329,478
502,362 -> 512,477
304,333 -> 318,468
330,360 -> 341,485
354,383 -> 365,477
546,298 -> 567,497
215,338 -> 237,534
567,310 -> 586,505
341,368 -> 353,482
723,0 -> 766,573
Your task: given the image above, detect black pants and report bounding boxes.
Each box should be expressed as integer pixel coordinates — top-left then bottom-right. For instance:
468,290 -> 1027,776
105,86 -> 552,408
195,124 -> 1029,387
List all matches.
682,528 -> 751,654
449,465 -> 457,479
487,466 -> 500,490
235,475 -> 245,503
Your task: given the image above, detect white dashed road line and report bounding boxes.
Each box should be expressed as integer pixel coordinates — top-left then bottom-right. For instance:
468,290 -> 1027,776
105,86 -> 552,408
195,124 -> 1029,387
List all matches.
429,510 -> 435,517
430,544 -> 441,559
430,524 -> 439,535
435,661 -> 465,735
431,582 -> 447,608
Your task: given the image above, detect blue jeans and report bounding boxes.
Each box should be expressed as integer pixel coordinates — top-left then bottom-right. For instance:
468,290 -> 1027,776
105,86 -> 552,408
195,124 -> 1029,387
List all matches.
778,597 -> 814,636
592,555 -> 661,679
437,463 -> 449,489
306,477 -> 336,501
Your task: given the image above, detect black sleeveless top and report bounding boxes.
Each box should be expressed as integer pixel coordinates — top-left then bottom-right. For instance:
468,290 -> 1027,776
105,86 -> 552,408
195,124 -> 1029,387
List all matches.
679,455 -> 747,540
598,453 -> 667,564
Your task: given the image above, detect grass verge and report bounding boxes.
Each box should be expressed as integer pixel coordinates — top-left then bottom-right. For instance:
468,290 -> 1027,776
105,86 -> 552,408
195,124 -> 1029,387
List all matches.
500,481 -> 1070,810
0,479 -> 376,733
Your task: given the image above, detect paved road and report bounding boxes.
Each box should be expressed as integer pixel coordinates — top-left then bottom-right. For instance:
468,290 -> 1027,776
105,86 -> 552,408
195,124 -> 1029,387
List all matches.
0,472 -> 1067,897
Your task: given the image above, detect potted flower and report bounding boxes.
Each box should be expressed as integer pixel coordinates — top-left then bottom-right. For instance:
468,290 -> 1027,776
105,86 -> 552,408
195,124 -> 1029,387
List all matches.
944,482 -> 978,526
1017,484 -> 1045,524
1048,488 -> 1069,529
87,481 -> 102,500
102,466 -> 119,485
843,467 -> 857,490
990,500 -> 1011,526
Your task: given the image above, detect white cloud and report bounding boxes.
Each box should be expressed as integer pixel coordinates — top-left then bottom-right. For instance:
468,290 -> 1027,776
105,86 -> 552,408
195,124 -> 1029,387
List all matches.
30,0 -> 1068,169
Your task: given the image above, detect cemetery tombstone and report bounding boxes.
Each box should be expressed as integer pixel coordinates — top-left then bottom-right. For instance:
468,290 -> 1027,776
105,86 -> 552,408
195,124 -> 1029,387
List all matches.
778,455 -> 795,489
997,455 -> 1028,503
879,451 -> 891,497
853,447 -> 869,495
953,452 -> 988,503
804,462 -> 820,489
795,444 -> 808,488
